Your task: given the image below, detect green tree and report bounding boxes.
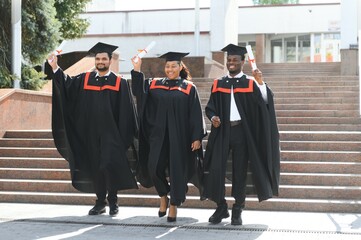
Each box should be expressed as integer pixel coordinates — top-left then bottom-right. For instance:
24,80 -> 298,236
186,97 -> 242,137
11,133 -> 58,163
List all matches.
55,0 -> 91,39
253,0 -> 299,4
0,0 -> 12,88
0,0 -> 90,90
22,0 -> 62,64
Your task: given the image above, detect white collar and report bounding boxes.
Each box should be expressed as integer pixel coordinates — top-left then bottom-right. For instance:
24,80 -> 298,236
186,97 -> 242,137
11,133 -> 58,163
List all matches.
227,71 -> 244,78
95,70 -> 111,78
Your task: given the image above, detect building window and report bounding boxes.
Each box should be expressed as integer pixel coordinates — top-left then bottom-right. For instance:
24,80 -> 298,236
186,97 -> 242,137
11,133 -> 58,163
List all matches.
285,37 -> 296,62
298,35 -> 310,62
271,39 -> 283,63
314,34 -> 322,62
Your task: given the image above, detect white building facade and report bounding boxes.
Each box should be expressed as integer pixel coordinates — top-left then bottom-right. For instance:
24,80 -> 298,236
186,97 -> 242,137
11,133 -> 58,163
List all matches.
61,0 -> 358,74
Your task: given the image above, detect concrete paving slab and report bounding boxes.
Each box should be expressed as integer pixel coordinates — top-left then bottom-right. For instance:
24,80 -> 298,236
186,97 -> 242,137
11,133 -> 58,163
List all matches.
1,203 -> 361,240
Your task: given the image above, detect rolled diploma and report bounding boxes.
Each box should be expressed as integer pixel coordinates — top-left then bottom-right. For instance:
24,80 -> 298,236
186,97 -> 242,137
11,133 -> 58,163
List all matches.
49,40 -> 67,62
134,41 -> 156,63
246,45 -> 257,70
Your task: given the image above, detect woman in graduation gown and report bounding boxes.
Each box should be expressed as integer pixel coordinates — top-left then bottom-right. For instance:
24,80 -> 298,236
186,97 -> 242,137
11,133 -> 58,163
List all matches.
131,52 -> 206,222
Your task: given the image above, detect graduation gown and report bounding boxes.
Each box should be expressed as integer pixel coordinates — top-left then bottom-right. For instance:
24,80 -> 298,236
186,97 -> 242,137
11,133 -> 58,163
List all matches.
52,69 -> 138,193
131,70 -> 206,204
265,85 -> 281,195
203,75 -> 280,203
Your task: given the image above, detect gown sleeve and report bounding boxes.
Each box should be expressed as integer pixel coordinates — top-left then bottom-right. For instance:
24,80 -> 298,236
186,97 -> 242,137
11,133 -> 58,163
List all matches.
53,68 -> 83,103
189,85 -> 207,142
205,84 -> 218,121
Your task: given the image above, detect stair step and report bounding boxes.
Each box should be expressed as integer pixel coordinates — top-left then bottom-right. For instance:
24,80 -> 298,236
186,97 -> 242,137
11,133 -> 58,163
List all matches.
0,139 -> 55,148
3,130 -> 53,139
277,117 -> 361,124
0,147 -> 62,158
276,110 -> 359,118
280,131 -> 361,141
280,173 -> 361,186
0,192 -> 359,213
277,124 -> 361,131
264,86 -> 357,92
0,168 -> 70,180
280,161 -> 361,173
277,185 -> 361,200
275,104 -> 359,111
0,179 -> 76,192
274,98 -> 358,104
203,139 -> 360,151
0,157 -> 67,168
204,123 -> 361,131
281,150 -> 361,162
2,159 -> 360,179
281,141 -> 360,151
1,180 -> 359,201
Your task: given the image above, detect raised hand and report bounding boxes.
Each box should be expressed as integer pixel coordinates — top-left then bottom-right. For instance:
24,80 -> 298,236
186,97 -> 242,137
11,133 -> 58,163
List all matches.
252,68 -> 264,85
131,56 -> 142,72
47,53 -> 59,71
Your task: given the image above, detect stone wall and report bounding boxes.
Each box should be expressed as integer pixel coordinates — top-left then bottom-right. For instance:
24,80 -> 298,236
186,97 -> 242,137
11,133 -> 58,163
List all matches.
341,49 -> 359,76
0,89 -> 52,133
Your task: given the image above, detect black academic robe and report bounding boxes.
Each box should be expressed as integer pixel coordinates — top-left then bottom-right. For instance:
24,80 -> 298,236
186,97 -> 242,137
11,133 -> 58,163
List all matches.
52,69 -> 138,193
203,75 -> 280,203
265,86 -> 281,195
131,70 -> 206,203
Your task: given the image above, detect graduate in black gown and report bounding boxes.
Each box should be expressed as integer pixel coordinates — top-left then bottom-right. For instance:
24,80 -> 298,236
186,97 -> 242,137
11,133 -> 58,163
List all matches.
203,44 -> 280,225
48,42 -> 138,216
131,52 -> 206,222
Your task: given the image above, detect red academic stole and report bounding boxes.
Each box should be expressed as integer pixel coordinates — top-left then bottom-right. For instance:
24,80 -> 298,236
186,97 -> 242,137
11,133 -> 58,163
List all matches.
211,77 -> 254,94
83,72 -> 121,91
149,79 -> 193,95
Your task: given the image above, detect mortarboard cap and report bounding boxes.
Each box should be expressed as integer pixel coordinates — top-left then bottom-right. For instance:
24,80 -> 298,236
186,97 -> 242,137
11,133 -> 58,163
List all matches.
221,44 -> 247,57
158,52 -> 189,61
88,42 -> 118,56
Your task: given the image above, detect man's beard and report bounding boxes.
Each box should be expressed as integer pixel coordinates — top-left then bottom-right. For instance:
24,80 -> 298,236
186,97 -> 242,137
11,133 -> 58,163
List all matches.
229,69 -> 240,75
96,65 -> 109,72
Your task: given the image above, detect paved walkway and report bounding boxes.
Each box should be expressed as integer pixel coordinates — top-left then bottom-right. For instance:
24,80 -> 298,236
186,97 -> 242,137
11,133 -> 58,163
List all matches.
1,203 -> 361,240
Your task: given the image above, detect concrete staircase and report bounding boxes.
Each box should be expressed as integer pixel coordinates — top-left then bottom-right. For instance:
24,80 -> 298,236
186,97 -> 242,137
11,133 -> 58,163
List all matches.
1,63 -> 361,213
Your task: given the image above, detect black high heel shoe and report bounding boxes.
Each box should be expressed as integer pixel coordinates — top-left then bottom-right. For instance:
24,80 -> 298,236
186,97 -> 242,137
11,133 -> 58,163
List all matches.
167,205 -> 177,222
158,196 -> 169,217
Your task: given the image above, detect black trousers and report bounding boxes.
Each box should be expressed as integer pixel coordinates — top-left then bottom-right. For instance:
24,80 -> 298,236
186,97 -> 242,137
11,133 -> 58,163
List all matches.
94,170 -> 118,205
219,122 -> 248,208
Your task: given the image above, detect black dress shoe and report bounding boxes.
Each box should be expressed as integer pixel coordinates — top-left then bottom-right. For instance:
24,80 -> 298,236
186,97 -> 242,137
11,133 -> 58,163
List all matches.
109,204 -> 119,216
231,204 -> 242,225
158,197 -> 169,217
167,216 -> 176,222
88,204 -> 106,215
167,205 -> 177,222
208,203 -> 229,224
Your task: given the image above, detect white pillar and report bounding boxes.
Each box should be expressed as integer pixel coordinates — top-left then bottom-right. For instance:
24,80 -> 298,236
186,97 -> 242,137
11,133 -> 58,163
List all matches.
358,1 -> 361,116
310,34 -> 315,63
210,0 -> 238,51
11,0 -> 21,89
359,29 -> 361,116
341,0 -> 358,49
194,0 -> 200,56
